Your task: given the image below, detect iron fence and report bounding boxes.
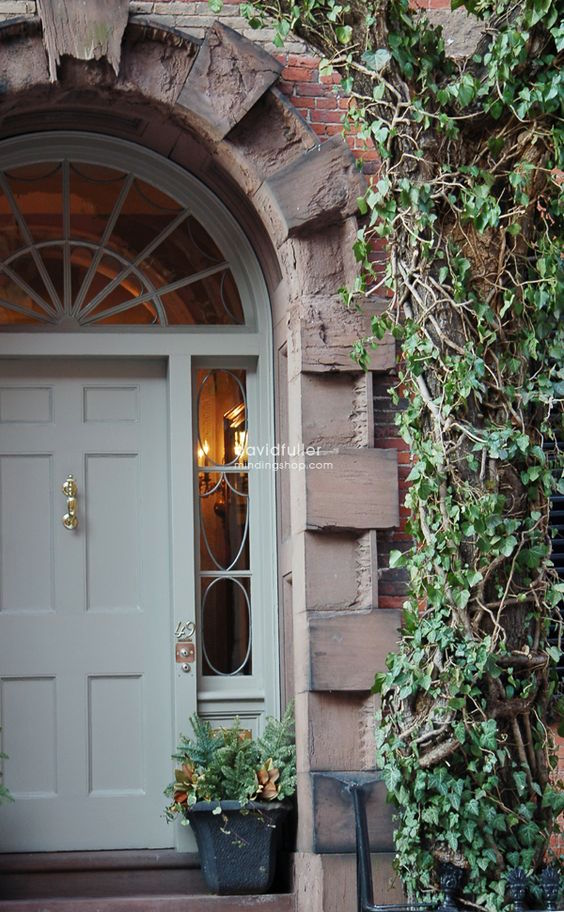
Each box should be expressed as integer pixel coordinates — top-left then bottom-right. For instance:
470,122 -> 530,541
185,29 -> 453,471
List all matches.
350,782 -> 562,912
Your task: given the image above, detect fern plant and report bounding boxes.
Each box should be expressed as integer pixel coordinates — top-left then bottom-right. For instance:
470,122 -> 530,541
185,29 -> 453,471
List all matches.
164,704 -> 296,823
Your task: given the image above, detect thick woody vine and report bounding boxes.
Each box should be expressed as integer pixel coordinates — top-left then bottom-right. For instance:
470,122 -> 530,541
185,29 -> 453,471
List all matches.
213,1 -> 564,908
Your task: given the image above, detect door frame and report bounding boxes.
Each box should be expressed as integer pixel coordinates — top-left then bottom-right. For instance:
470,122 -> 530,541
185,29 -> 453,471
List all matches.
0,133 -> 279,853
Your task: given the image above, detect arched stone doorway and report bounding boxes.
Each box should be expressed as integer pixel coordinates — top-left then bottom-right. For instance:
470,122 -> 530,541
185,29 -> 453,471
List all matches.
0,10 -> 401,909
0,129 -> 278,855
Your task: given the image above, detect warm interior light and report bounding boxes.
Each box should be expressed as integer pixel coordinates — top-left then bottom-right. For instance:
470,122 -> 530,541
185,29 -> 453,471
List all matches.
233,429 -> 247,461
198,440 -> 210,465
225,402 -> 245,429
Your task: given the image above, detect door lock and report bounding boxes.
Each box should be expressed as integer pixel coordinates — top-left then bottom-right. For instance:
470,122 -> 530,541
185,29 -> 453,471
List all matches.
175,641 -> 195,663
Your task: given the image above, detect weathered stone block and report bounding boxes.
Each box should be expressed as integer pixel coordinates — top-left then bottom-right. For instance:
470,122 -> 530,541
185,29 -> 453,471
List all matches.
303,531 -> 358,610
295,691 -> 377,772
426,7 -> 485,57
294,851 -> 403,912
0,26 -> 50,92
300,373 -> 361,449
120,27 -> 197,107
297,772 -> 395,854
306,608 -> 401,692
266,134 -> 365,236
279,218 -> 360,298
292,294 -> 395,374
305,448 -> 399,532
176,21 -> 282,140
220,87 -> 316,195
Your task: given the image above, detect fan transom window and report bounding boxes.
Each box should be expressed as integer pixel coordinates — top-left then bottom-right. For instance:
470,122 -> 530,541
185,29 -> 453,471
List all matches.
0,160 -> 244,328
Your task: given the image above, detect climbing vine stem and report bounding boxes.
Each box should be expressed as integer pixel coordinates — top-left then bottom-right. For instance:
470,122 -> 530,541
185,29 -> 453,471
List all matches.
213,0 -> 564,908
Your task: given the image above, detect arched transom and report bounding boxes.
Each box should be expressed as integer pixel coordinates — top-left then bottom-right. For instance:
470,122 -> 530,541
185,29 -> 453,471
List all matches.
0,159 -> 244,328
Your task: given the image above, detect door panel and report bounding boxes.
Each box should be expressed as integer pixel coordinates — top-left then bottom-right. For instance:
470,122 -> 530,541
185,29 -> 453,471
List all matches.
85,453 -> 141,613
0,359 -> 176,852
0,454 -> 54,613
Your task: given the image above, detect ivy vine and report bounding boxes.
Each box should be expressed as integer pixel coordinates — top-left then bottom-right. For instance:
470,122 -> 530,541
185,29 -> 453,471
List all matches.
211,0 -> 563,908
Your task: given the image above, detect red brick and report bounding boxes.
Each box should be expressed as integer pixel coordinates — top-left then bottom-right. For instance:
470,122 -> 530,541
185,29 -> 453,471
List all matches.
278,81 -> 293,97
296,82 -> 333,97
315,96 -> 340,109
282,65 -> 317,82
287,53 -> 320,67
320,71 -> 342,85
310,109 -> 344,124
292,96 -> 315,109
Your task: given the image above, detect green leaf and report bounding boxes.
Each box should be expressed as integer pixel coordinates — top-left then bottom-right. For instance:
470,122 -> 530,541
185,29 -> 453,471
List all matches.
389,550 -> 406,569
362,49 -> 391,71
546,645 -> 561,664
372,672 -> 386,694
500,536 -> 518,557
335,25 -> 353,45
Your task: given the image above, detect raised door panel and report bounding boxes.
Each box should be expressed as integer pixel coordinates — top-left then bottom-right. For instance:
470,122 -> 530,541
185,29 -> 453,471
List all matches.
85,453 -> 141,613
0,454 -> 54,613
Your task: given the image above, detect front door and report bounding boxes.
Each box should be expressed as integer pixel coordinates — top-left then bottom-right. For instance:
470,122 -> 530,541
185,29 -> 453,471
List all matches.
0,358 -> 175,851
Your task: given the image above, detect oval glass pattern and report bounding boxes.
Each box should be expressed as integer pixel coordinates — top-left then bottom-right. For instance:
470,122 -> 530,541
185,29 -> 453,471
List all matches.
199,472 -> 249,572
196,369 -> 248,468
201,577 -> 252,676
0,158 -> 244,327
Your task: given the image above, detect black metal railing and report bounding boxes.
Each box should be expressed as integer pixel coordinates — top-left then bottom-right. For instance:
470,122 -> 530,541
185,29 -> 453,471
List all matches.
350,782 -> 562,912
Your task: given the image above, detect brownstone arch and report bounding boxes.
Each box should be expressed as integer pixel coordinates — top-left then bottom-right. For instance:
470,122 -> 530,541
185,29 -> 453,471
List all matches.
0,11 -> 402,911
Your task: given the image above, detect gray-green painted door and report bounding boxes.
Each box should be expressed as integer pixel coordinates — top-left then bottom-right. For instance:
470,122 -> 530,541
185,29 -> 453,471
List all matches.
0,359 -> 174,851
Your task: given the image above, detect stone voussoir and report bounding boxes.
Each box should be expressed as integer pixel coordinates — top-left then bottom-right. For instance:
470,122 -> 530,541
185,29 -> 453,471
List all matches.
265,134 -> 366,238
176,20 -> 283,141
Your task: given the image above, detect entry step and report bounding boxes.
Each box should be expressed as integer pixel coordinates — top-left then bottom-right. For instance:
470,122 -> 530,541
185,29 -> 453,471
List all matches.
0,896 -> 295,912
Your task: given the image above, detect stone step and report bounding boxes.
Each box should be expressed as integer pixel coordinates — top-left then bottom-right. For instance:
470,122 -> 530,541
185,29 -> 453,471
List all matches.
0,895 -> 295,912
0,852 -> 206,901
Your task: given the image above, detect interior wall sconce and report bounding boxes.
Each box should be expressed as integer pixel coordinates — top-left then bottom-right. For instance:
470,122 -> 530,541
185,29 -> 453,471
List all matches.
198,439 -> 211,494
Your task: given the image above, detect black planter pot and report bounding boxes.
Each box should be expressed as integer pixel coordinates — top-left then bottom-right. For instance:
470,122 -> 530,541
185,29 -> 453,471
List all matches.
187,800 -> 290,895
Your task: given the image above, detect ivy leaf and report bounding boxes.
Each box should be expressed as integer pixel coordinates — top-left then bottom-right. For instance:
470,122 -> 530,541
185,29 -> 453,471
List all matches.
500,535 -> 518,557
372,672 -> 386,694
208,0 -> 223,10
527,0 -> 552,26
362,49 -> 391,71
546,645 -> 561,664
389,550 -> 406,568
335,25 -> 353,44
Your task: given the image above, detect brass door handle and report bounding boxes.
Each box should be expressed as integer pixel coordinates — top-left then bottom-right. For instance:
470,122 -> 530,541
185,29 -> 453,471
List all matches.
62,474 -> 78,530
